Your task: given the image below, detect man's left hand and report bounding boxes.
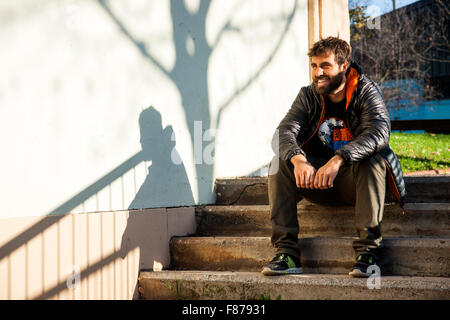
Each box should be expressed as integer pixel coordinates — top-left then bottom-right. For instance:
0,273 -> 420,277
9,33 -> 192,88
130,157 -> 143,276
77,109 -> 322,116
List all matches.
313,155 -> 345,189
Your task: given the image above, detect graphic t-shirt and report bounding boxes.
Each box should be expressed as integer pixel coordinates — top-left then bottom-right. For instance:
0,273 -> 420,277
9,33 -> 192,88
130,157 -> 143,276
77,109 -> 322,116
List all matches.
310,97 -> 353,159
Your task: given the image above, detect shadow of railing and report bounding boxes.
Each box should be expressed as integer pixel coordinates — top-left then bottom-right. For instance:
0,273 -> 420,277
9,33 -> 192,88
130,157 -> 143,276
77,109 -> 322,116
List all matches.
1,102 -> 196,300
33,247 -> 129,300
0,151 -> 144,261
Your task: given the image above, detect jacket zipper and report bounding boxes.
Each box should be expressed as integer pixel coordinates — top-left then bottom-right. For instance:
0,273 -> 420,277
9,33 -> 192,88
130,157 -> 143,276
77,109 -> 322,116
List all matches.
345,107 -> 355,138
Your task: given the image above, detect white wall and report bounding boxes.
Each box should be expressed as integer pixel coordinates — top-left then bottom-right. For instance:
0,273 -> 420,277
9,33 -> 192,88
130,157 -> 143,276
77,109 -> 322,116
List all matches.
0,0 -> 309,219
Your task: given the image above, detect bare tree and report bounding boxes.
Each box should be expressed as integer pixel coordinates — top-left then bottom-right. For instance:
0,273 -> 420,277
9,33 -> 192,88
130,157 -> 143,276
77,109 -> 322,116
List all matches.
410,0 -> 450,64
350,0 -> 449,114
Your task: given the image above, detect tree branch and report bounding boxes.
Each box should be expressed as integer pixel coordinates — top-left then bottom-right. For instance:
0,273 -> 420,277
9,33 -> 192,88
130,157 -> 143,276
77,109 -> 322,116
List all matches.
211,1 -> 248,51
214,0 -> 298,129
97,0 -> 172,79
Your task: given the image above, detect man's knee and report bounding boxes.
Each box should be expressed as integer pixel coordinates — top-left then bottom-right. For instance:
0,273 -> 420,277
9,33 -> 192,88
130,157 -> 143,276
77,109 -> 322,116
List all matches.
353,155 -> 386,178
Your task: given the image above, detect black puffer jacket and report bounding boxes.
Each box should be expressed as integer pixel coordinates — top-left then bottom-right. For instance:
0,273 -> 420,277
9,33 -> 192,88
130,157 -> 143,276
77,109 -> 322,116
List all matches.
272,61 -> 406,206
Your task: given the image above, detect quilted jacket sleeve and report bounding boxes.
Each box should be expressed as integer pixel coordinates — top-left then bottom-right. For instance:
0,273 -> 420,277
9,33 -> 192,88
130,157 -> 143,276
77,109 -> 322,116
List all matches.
336,80 -> 391,163
271,87 -> 311,161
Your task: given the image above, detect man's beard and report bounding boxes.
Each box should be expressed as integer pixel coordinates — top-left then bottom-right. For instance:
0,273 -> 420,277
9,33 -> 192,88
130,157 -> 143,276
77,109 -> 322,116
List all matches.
314,71 -> 345,95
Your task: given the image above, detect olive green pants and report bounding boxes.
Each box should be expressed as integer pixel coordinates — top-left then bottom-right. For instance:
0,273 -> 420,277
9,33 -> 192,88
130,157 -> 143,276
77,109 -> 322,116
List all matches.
268,154 -> 386,260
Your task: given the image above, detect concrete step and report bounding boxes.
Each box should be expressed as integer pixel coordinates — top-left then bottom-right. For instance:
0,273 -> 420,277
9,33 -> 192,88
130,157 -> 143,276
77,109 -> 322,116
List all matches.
169,236 -> 450,277
196,202 -> 450,237
215,175 -> 450,205
138,271 -> 450,300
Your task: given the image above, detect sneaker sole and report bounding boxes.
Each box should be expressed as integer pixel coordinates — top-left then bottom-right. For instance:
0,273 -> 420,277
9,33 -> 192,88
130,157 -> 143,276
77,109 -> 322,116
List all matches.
348,269 -> 370,278
261,267 -> 303,276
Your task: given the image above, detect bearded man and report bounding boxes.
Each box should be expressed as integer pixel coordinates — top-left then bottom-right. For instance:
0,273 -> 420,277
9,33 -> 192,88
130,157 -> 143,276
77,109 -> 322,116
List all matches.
262,37 -> 406,278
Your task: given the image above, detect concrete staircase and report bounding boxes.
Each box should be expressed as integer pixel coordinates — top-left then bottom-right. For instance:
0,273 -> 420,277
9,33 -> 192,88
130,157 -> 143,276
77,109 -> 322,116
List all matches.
139,175 -> 450,300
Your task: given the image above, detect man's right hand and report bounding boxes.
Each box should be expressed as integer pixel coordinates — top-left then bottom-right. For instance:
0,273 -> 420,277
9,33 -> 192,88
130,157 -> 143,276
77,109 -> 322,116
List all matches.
290,154 -> 316,189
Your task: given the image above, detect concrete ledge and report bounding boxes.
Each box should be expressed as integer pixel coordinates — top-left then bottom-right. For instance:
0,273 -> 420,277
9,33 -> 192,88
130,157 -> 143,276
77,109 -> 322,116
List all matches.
170,236 -> 450,277
215,175 -> 450,205
196,203 -> 450,237
139,271 -> 450,300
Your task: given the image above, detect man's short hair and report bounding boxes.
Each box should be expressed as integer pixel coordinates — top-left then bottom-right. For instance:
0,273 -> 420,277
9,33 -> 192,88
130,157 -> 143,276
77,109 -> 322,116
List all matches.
308,37 -> 352,66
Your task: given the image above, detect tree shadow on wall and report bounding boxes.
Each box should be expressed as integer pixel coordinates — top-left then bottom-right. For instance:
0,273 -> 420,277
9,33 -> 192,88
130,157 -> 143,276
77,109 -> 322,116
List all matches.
0,0 -> 300,300
97,0 -> 298,204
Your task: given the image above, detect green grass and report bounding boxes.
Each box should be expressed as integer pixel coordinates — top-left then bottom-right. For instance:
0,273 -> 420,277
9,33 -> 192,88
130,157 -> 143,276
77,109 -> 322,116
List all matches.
389,133 -> 450,172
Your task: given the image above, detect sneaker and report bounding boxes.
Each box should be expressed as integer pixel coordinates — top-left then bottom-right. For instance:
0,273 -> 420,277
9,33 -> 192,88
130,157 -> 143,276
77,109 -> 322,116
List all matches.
261,253 -> 302,276
348,254 -> 379,278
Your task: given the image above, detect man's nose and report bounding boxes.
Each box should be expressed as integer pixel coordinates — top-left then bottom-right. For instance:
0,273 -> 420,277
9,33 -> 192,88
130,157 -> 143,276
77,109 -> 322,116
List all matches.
314,67 -> 324,78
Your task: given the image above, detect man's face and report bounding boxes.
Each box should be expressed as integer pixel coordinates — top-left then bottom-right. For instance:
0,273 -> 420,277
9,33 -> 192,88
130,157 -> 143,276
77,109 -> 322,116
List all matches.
311,52 -> 348,95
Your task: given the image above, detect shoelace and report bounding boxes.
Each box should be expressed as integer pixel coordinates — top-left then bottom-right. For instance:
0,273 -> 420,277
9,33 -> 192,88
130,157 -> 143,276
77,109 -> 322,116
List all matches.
272,254 -> 285,262
357,254 -> 375,264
